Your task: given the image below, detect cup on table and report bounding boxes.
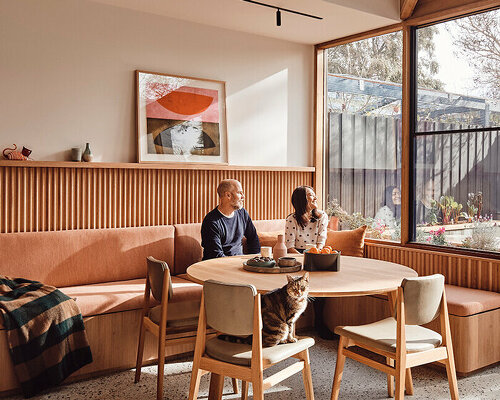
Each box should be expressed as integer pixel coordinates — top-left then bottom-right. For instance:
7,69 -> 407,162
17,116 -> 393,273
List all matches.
261,246 -> 272,258
305,243 -> 316,251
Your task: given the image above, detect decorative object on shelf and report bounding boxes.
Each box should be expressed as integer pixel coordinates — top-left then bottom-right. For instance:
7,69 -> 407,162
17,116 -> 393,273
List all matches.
2,144 -> 32,161
82,143 -> 93,162
272,234 -> 287,262
136,70 -> 228,164
71,147 -> 82,162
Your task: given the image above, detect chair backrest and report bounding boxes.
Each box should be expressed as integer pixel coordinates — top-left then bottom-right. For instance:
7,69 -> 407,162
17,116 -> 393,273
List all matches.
401,274 -> 444,325
203,280 -> 257,336
147,256 -> 173,302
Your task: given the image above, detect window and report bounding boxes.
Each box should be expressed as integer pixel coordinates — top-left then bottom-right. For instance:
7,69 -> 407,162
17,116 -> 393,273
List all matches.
324,31 -> 403,241
412,9 -> 500,253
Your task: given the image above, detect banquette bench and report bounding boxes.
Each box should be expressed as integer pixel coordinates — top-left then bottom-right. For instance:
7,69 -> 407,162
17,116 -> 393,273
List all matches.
0,219 -> 285,396
0,220 -> 498,396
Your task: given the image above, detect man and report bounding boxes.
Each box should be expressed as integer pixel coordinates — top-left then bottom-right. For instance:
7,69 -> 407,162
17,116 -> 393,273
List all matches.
201,179 -> 260,260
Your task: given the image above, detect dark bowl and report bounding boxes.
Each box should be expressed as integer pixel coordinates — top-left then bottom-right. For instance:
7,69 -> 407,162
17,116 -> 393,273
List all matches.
303,251 -> 340,271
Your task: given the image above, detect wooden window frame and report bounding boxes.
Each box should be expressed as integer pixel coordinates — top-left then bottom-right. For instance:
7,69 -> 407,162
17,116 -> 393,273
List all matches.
314,2 -> 500,260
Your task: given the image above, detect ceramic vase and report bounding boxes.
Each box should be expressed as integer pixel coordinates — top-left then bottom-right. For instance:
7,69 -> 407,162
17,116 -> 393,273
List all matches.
82,143 -> 93,162
272,234 -> 287,262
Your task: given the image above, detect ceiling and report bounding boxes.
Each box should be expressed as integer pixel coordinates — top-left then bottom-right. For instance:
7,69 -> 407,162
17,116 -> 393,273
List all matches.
89,0 -> 401,45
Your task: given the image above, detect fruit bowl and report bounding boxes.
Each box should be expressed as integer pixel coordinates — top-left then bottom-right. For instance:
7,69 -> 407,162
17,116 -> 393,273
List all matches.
303,250 -> 340,271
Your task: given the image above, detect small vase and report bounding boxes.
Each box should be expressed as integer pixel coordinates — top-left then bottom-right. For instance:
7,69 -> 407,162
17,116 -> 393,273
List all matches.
272,234 -> 287,262
82,143 -> 93,162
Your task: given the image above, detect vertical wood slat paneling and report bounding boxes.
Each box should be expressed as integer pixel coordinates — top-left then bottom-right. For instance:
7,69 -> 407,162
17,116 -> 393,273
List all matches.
365,242 -> 500,292
0,165 -> 312,233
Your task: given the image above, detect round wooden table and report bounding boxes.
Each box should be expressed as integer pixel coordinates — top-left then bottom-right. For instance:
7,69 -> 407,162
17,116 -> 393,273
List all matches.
187,254 -> 417,297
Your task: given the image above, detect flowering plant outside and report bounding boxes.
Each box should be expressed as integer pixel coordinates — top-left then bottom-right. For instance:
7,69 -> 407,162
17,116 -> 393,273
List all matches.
427,226 -> 447,245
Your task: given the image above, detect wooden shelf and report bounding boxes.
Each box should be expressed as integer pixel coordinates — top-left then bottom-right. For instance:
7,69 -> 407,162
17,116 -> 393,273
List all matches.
0,160 -> 315,172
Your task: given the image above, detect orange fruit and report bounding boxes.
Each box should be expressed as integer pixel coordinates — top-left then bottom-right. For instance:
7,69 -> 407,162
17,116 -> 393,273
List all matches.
308,247 -> 319,254
320,248 -> 331,254
324,246 -> 332,251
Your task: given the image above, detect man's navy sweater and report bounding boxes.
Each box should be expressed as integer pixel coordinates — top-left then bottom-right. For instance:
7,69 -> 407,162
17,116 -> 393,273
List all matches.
201,207 -> 260,260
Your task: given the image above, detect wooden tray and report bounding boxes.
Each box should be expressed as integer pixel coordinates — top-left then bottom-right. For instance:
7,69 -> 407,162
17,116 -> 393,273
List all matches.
243,261 -> 302,274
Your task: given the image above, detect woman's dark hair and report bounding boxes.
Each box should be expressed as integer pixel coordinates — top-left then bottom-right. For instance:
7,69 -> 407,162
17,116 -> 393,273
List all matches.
291,186 -> 320,229
382,185 -> 401,219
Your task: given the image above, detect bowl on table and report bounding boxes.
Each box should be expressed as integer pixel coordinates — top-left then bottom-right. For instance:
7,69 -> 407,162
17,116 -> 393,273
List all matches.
303,250 -> 341,271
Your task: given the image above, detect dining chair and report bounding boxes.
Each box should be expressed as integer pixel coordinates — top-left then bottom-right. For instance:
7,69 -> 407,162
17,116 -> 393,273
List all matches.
330,274 -> 459,400
188,279 -> 315,400
135,257 -> 231,400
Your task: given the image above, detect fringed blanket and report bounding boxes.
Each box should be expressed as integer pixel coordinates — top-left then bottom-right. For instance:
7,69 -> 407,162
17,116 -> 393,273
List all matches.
0,277 -> 92,398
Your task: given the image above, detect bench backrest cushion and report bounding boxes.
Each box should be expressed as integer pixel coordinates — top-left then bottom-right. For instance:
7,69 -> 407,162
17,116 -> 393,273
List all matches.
174,219 -> 286,275
0,226 -> 175,288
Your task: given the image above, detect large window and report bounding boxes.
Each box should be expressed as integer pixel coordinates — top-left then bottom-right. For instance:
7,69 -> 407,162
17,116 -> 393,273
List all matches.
325,31 -> 403,241
323,8 -> 500,254
412,10 -> 500,253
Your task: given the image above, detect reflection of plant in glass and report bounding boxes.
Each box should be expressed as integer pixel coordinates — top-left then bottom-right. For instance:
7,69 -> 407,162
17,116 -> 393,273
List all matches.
427,227 -> 447,245
462,221 -> 499,251
435,196 -> 463,224
466,192 -> 483,220
391,220 -> 401,241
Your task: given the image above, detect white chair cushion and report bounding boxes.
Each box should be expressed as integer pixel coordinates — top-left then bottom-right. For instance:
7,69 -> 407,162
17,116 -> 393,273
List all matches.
205,336 -> 315,366
335,317 -> 442,353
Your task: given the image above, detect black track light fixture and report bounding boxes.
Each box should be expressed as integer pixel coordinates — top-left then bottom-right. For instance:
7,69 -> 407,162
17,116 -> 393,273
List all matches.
242,0 -> 322,27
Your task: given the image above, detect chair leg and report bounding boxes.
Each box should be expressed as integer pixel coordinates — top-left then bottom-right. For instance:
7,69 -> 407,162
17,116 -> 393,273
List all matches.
156,335 -> 166,400
252,378 -> 264,400
208,373 -> 224,400
330,336 -> 347,400
444,351 -> 459,400
232,378 -> 240,394
188,367 -> 204,400
299,349 -> 315,400
395,358 -> 406,400
405,368 -> 414,395
241,381 -> 249,400
387,357 -> 394,397
134,319 -> 146,383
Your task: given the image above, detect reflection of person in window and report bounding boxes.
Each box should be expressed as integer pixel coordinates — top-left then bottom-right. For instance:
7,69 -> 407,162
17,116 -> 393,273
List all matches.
416,179 -> 440,225
373,186 -> 401,229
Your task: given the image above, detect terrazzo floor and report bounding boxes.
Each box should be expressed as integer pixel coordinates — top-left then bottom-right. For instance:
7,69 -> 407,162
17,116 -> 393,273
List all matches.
4,332 -> 499,400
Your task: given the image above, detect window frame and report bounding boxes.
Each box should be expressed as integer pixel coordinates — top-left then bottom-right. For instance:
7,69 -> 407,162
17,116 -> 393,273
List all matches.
316,5 -> 500,260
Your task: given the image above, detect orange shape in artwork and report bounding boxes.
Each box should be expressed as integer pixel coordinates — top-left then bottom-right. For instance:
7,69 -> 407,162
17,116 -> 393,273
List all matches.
157,91 -> 214,115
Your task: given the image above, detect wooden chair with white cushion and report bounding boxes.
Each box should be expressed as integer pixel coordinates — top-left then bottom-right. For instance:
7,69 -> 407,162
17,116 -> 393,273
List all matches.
330,274 -> 459,400
188,280 -> 315,400
134,256 -> 219,400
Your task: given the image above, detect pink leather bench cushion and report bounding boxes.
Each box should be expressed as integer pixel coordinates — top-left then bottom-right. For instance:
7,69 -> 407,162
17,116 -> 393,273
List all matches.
174,223 -> 203,275
0,276 -> 202,329
0,226 -> 174,287
174,219 -> 286,275
445,284 -> 500,317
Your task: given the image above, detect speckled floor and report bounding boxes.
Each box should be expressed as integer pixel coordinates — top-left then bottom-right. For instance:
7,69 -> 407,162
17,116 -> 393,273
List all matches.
4,332 -> 499,400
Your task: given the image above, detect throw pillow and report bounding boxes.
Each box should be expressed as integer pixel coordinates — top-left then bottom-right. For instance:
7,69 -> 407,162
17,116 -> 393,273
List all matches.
325,225 -> 367,257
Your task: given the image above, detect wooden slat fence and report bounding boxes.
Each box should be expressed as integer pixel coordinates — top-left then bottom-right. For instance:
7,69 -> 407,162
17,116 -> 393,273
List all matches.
327,112 -> 500,219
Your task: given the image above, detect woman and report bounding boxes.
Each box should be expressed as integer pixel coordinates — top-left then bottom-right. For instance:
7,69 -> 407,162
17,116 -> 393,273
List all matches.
373,186 -> 401,229
285,186 -> 333,339
285,186 -> 329,253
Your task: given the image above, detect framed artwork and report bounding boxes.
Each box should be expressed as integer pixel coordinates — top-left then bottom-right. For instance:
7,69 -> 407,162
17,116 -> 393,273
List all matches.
136,70 -> 228,164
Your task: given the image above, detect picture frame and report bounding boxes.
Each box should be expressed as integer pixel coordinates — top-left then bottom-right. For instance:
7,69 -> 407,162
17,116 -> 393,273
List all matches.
136,70 -> 228,164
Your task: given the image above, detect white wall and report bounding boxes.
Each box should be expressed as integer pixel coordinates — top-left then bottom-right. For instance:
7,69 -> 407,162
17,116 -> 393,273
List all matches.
0,0 -> 313,166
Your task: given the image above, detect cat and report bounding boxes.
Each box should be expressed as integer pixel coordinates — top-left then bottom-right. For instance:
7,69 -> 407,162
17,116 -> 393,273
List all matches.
217,272 -> 310,347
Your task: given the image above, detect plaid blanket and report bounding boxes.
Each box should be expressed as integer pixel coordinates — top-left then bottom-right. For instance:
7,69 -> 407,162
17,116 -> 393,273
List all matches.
0,277 -> 92,398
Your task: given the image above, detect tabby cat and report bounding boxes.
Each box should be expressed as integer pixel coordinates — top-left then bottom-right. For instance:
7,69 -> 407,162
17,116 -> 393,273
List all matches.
217,273 -> 310,347
261,272 -> 310,347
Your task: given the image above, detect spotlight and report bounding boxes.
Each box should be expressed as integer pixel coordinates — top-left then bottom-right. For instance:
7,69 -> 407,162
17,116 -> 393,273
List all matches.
276,9 -> 281,26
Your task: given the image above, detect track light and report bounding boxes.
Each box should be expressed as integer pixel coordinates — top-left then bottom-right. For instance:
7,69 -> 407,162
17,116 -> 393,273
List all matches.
242,0 -> 322,27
